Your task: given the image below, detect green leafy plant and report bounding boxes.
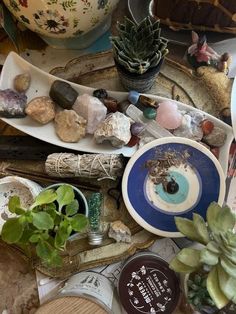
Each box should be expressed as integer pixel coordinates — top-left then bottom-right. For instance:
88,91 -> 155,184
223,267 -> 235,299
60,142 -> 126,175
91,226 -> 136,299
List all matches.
0,184 -> 88,267
111,16 -> 168,75
170,202 -> 236,310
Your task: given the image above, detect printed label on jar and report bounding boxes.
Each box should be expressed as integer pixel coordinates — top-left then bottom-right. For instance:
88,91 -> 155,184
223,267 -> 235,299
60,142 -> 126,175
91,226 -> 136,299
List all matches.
118,253 -> 180,314
59,271 -> 113,310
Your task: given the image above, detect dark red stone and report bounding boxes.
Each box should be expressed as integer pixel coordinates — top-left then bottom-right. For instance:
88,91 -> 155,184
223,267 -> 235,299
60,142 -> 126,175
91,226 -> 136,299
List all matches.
201,119 -> 214,136
102,97 -> 118,112
127,135 -> 140,147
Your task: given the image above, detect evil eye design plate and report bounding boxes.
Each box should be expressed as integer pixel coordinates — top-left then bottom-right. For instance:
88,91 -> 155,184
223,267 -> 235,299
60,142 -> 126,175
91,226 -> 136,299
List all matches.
122,137 -> 225,237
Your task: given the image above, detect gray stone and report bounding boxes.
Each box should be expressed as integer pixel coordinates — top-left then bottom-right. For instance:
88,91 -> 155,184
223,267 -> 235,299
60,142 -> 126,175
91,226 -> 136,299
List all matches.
203,126 -> 227,147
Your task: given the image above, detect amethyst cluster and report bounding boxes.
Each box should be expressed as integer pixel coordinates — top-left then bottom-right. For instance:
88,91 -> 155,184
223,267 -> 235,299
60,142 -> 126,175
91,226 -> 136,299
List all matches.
0,89 -> 27,118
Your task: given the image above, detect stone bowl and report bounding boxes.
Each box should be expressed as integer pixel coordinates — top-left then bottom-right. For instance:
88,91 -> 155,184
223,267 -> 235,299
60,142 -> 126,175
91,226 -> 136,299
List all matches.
3,0 -> 120,48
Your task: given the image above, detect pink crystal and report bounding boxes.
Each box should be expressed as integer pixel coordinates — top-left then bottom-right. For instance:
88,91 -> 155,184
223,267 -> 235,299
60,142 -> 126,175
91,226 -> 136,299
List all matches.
156,101 -> 182,130
157,101 -> 178,111
73,94 -> 107,134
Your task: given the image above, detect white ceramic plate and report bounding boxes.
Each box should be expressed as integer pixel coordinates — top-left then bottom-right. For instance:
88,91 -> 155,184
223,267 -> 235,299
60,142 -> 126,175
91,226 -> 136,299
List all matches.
0,51 -> 233,174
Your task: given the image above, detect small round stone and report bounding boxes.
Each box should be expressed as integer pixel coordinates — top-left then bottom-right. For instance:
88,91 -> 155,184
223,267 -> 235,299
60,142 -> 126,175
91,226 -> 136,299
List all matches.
14,73 -> 31,93
128,90 -> 140,105
201,119 -> 214,136
127,135 -> 140,147
143,107 -> 157,119
131,122 -> 146,136
93,89 -> 108,99
203,126 -> 226,147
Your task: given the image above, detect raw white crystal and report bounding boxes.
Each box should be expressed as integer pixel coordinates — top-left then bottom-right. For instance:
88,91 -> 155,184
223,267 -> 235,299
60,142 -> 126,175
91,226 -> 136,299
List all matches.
108,220 -> 131,243
126,104 -> 173,138
94,112 -> 131,148
173,114 -> 203,141
73,93 -> 107,134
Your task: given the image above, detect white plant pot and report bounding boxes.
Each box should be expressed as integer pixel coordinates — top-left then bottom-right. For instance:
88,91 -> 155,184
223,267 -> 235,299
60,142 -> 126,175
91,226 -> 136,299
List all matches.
0,176 -> 42,232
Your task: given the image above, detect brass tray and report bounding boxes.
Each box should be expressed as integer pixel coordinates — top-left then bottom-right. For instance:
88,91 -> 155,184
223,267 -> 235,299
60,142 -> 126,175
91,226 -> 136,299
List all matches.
0,160 -> 156,278
50,49 -> 231,117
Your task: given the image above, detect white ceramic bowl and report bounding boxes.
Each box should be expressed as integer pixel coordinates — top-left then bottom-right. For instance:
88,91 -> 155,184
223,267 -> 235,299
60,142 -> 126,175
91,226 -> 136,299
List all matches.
0,176 -> 42,232
3,0 -> 119,39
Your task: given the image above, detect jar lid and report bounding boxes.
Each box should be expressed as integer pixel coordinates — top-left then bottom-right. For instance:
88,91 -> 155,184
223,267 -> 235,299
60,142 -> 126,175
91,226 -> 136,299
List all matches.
118,252 -> 180,314
35,296 -> 108,314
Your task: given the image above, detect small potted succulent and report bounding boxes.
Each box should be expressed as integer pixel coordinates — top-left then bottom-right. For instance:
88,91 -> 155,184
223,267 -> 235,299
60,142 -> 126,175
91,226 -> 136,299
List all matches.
0,184 -> 88,267
170,202 -> 236,313
110,16 -> 168,92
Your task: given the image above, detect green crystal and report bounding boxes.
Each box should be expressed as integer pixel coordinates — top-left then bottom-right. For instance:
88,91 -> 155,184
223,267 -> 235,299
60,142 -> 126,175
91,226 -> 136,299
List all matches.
88,192 -> 103,231
143,107 -> 157,119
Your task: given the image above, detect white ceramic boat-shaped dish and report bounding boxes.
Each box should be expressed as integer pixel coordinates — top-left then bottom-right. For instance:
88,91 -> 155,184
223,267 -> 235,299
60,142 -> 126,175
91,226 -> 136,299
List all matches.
0,52 -> 233,175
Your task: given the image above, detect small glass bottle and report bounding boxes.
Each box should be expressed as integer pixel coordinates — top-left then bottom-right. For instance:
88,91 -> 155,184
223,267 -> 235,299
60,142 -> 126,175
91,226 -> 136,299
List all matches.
87,192 -> 104,246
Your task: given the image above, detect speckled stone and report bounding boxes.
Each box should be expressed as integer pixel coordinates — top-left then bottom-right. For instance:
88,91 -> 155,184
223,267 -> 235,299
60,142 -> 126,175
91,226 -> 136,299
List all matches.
203,126 -> 227,147
55,110 -> 86,143
25,96 -> 56,124
13,73 -> 31,93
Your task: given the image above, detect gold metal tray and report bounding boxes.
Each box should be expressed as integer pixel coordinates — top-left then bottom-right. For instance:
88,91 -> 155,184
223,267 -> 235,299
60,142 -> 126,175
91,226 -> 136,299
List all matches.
50,49 -> 231,117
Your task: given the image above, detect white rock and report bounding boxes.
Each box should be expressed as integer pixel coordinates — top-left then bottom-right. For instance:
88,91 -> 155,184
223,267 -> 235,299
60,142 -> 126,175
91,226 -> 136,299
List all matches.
108,220 -> 131,243
94,112 -> 131,148
73,94 -> 107,134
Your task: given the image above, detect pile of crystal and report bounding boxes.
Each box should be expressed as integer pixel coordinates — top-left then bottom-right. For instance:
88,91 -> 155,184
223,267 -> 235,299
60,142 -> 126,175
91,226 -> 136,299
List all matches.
0,73 -> 227,156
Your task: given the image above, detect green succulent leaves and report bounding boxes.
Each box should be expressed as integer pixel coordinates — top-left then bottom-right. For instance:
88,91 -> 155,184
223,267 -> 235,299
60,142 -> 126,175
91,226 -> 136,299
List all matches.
0,184 -> 88,268
175,215 -> 209,245
111,17 -> 168,75
171,201 -> 236,309
207,202 -> 236,234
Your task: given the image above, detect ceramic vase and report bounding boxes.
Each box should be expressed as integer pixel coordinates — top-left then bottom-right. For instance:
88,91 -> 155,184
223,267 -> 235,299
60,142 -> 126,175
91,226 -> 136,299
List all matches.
3,0 -> 120,49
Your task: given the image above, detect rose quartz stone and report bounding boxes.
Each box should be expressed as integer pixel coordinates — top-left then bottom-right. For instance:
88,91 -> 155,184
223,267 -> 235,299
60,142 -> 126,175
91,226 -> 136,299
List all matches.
156,101 -> 182,130
73,94 -> 107,134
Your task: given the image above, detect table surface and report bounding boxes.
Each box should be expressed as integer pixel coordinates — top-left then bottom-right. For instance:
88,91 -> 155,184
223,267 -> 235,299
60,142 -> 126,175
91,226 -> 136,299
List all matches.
0,0 -> 234,313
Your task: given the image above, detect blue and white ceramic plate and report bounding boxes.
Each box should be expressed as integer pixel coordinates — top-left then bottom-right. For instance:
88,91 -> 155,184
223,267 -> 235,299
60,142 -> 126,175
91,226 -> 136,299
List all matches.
122,137 -> 226,237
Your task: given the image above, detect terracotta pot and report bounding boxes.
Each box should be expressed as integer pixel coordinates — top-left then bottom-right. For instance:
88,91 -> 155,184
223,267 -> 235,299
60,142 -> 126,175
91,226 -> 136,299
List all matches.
115,58 -> 164,93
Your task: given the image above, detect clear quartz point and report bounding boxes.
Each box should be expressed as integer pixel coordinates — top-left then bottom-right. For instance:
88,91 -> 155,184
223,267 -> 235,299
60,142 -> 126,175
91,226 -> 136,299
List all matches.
126,104 -> 174,138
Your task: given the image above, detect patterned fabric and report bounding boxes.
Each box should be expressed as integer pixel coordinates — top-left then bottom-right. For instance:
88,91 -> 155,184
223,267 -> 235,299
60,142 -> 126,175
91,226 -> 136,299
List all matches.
153,0 -> 236,34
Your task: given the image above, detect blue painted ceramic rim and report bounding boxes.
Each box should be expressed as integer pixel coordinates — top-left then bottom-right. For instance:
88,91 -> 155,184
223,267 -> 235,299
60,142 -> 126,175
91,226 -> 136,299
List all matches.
122,137 -> 225,237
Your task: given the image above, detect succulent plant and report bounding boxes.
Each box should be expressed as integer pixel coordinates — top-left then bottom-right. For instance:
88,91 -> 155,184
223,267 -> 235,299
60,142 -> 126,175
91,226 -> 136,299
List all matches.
170,202 -> 236,310
187,273 -> 216,312
111,16 -> 168,75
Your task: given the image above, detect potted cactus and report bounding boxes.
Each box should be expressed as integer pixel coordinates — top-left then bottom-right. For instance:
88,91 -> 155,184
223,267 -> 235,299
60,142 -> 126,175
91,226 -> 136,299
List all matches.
110,16 -> 168,92
170,202 -> 236,313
